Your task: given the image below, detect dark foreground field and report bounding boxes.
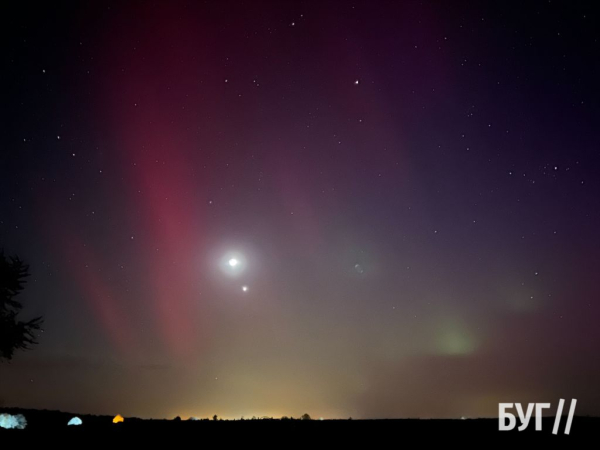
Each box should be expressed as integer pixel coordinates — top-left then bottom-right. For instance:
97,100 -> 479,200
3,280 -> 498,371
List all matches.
1,408 -> 598,445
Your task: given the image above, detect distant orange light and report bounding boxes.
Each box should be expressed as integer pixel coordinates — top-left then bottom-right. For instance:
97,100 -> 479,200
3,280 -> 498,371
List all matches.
113,414 -> 124,424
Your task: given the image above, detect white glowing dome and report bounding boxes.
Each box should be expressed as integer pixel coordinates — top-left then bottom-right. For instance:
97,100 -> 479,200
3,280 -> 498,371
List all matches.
68,417 -> 83,426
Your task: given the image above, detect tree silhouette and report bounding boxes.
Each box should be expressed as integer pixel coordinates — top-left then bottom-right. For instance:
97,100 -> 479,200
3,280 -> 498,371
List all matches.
0,250 -> 43,361
301,413 -> 312,421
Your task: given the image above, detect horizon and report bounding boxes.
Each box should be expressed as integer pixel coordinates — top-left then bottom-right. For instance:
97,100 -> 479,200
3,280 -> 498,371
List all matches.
6,405 -> 596,422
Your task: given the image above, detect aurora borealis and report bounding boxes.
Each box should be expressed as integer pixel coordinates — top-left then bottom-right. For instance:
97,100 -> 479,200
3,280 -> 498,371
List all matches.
1,1 -> 600,420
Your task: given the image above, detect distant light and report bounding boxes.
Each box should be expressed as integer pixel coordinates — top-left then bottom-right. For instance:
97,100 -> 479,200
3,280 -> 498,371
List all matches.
68,417 -> 83,426
228,258 -> 239,267
242,285 -> 248,292
0,414 -> 27,430
113,414 -> 124,424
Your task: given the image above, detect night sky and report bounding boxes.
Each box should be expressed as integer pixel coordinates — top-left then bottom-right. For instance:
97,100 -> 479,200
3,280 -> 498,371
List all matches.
1,1 -> 599,420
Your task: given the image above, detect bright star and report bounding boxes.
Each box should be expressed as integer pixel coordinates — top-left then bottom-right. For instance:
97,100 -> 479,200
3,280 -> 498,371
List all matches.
242,286 -> 248,292
220,252 -> 247,277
